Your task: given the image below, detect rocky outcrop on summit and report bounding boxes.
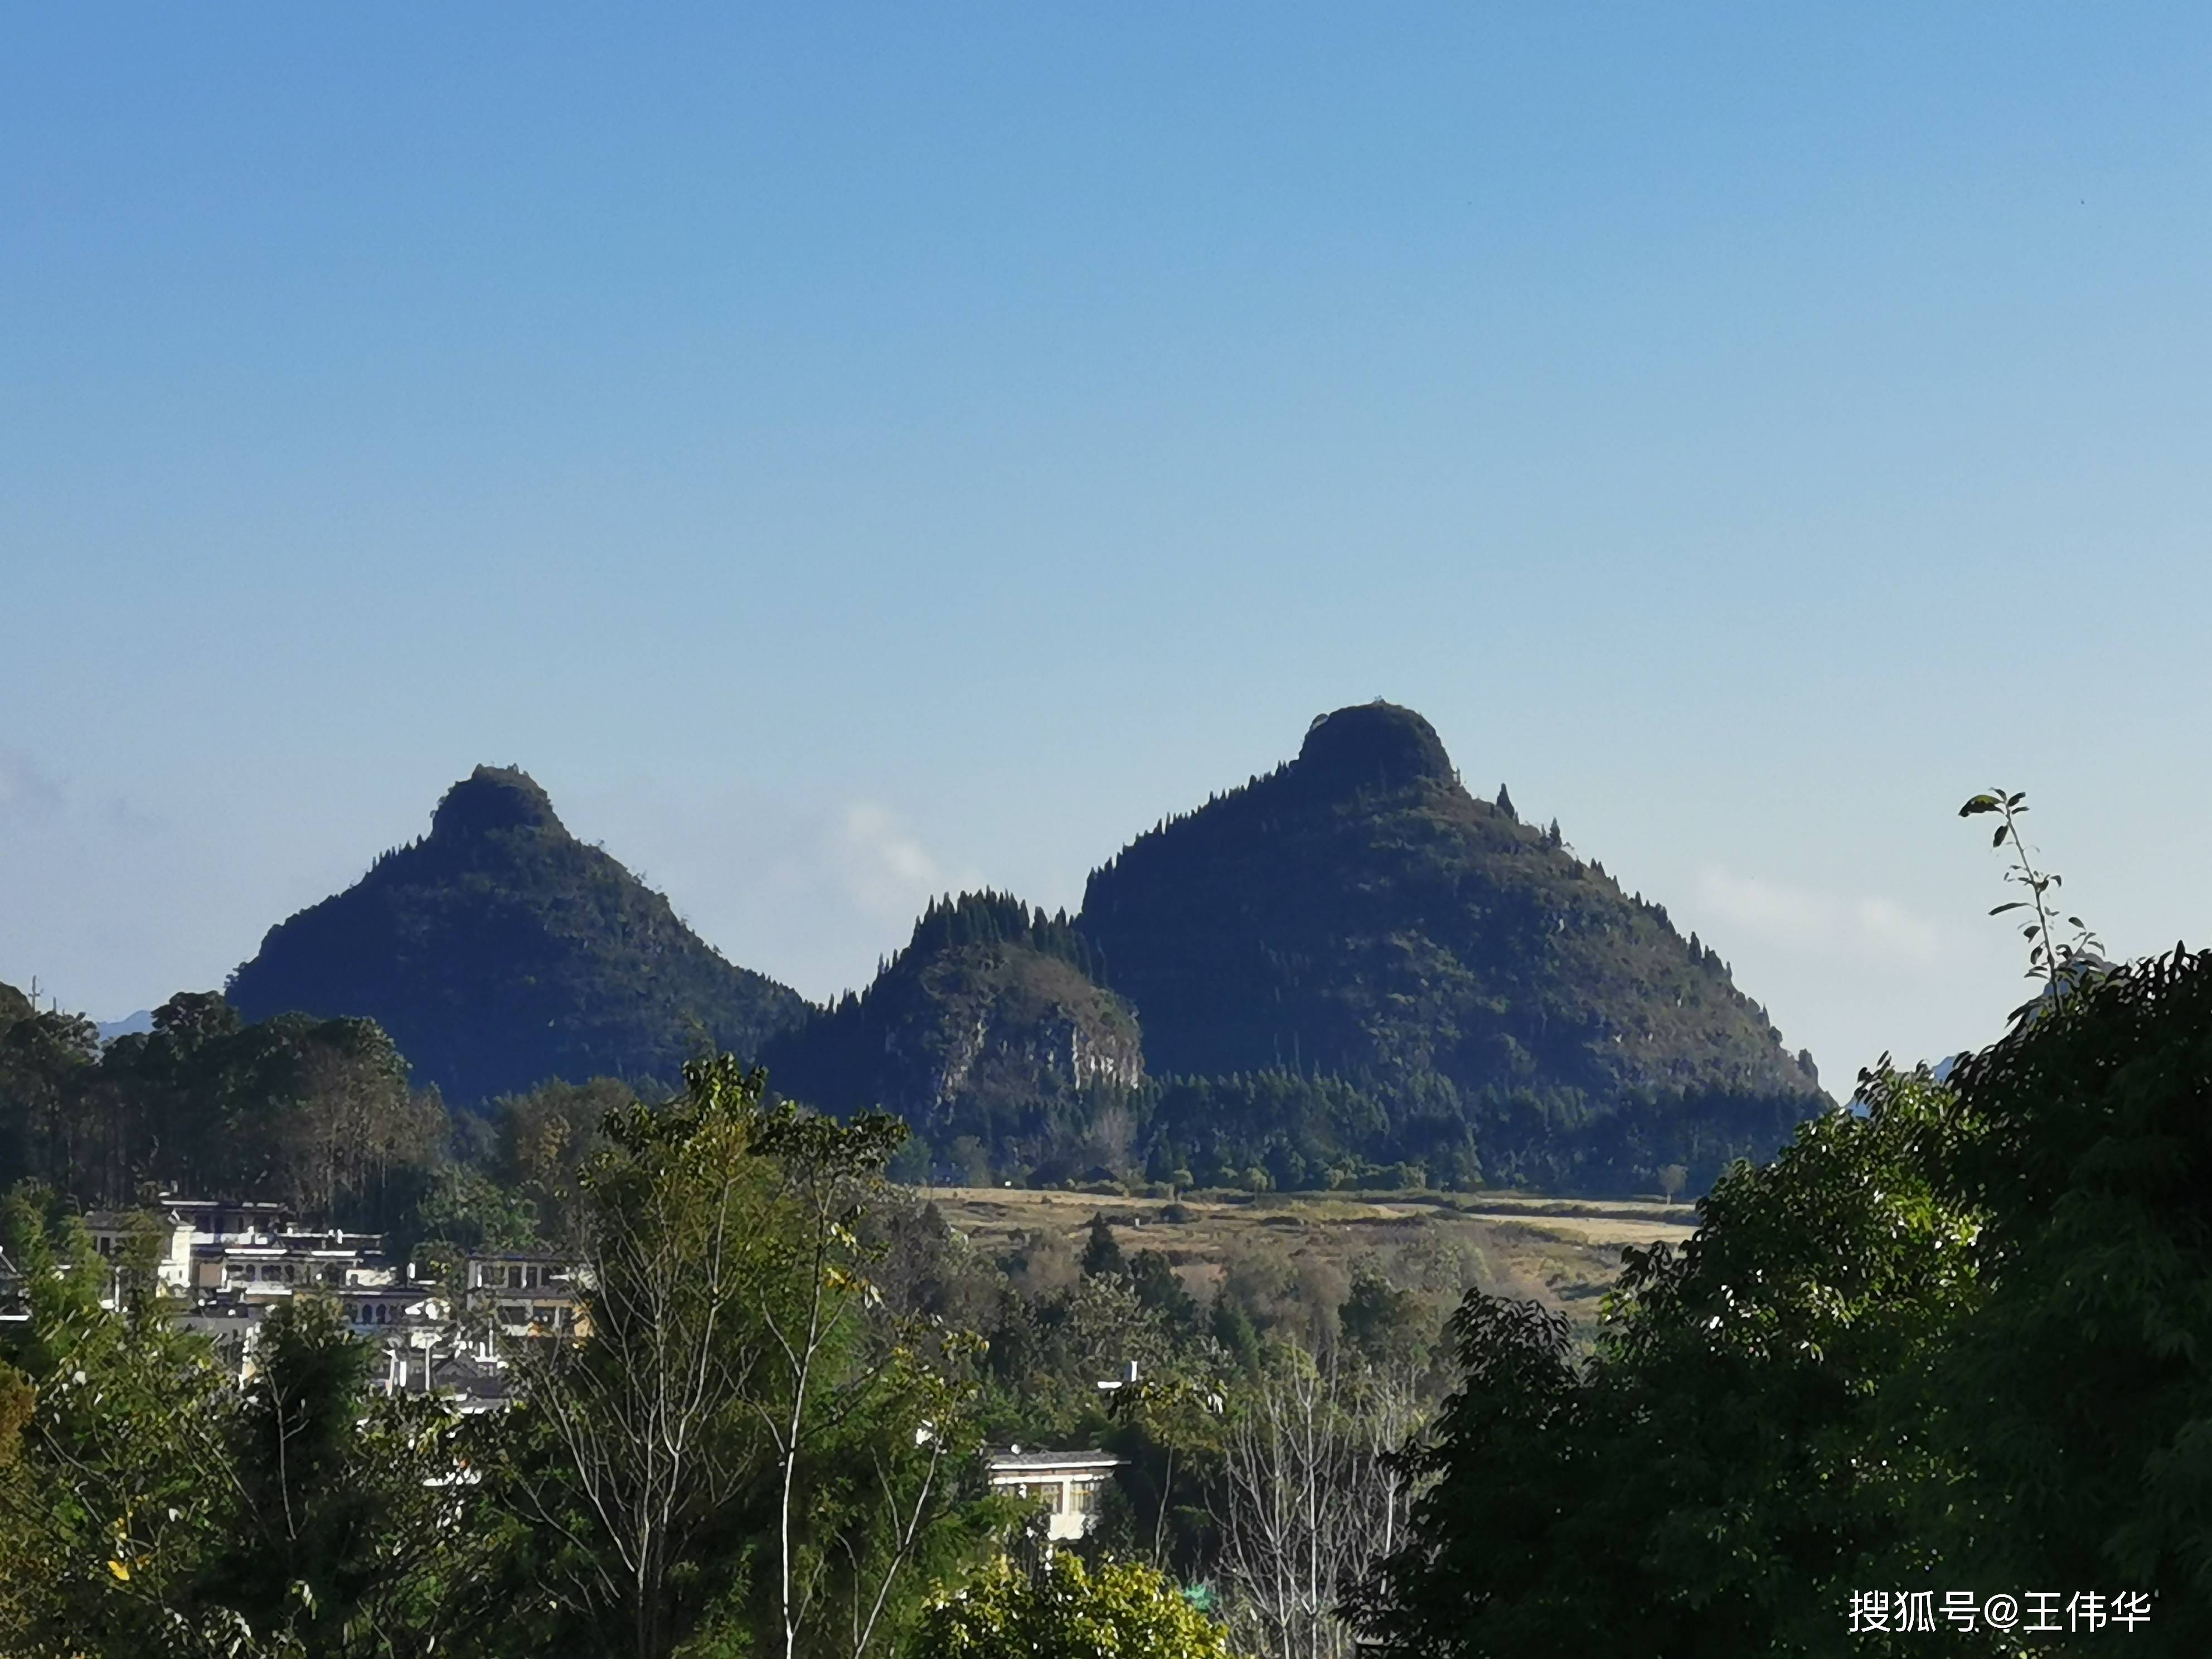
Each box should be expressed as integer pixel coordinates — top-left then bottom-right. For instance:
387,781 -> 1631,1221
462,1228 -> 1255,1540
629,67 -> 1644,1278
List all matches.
227,766 -> 806,1104
1079,702 -> 1825,1188
762,892 -> 1143,1174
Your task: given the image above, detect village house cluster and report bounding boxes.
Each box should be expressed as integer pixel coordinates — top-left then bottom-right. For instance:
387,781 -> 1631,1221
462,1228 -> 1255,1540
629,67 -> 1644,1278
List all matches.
0,1197 -> 586,1408
1,1197 -> 1122,1537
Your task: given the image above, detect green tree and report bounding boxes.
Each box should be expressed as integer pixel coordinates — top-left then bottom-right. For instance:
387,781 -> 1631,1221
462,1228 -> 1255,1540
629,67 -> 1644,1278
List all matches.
1128,1250 -> 1198,1335
1102,1366 -> 1229,1577
518,1058 -> 786,1659
493,1076 -> 637,1244
1350,1065 -> 1989,1658
744,1076 -> 924,1659
910,1554 -> 1238,1659
1337,1264 -> 1426,1373
0,1006 -> 101,1195
14,991 -> 445,1231
0,1182 -> 240,1655
948,1135 -> 993,1189
1080,1212 -> 1127,1280
0,1182 -> 494,1659
195,1297 -> 484,1656
404,1160 -> 540,1259
1932,945 -> 2212,1652
517,1055 -> 988,1659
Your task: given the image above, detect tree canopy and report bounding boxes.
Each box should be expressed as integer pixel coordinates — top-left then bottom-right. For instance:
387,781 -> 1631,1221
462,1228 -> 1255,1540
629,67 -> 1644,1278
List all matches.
1354,944 -> 2212,1657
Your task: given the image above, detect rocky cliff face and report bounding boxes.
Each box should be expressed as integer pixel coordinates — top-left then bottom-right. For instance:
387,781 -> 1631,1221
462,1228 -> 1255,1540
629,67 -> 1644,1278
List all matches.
227,766 -> 806,1104
761,892 -> 1143,1171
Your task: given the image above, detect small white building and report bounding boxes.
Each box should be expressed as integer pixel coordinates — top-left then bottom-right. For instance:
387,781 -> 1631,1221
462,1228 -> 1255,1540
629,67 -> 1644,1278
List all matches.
465,1249 -> 586,1341
986,1447 -> 1124,1541
83,1208 -> 195,1296
341,1283 -> 448,1333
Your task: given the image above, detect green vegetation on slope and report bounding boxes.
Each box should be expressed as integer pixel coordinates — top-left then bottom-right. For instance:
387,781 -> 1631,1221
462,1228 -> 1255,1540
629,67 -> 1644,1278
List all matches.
226,765 -> 806,1104
1080,702 -> 1826,1191
763,891 -> 1144,1179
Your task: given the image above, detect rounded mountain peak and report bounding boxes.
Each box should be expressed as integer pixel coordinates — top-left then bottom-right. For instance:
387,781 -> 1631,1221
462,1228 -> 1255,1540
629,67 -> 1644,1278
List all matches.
1294,701 -> 1455,797
430,765 -> 567,840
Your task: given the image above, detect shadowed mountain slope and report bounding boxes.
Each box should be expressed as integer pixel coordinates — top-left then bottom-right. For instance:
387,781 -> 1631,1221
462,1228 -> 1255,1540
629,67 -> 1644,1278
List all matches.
762,891 -> 1143,1176
227,766 -> 806,1104
1079,702 -> 1826,1187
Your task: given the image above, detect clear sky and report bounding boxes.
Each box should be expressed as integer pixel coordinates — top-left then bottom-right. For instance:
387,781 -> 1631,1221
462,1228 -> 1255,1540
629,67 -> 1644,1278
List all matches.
4,6 -> 2208,1086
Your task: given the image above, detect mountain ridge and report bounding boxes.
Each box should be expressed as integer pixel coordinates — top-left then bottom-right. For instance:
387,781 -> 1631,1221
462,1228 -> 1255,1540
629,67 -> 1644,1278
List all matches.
216,710 -> 1825,1192
1078,702 -> 1825,1186
761,890 -> 1143,1180
226,765 -> 807,1104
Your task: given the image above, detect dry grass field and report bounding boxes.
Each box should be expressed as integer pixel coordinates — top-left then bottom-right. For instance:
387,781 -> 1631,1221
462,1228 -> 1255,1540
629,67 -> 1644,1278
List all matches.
908,1185 -> 1701,1326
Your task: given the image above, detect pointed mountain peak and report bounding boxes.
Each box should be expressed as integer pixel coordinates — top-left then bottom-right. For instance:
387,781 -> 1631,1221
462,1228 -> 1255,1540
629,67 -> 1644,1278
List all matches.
430,764 -> 566,841
1080,704 -> 1823,1190
228,764 -> 803,1102
1294,701 -> 1456,797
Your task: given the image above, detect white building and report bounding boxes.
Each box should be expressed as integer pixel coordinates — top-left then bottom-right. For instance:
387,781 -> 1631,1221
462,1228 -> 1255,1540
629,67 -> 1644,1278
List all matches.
83,1208 -> 196,1296
986,1447 -> 1124,1541
465,1248 -> 586,1341
70,1201 -> 580,1410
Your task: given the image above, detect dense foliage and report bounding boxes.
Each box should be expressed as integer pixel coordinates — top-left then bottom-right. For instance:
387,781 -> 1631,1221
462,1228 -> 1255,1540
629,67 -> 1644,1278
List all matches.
0,1188 -> 498,1657
138,710 -> 1837,1194
762,892 -> 1144,1181
3,1044 -> 1436,1656
1080,702 -> 1826,1193
0,1061 -> 1014,1659
17,938 -> 2205,1652
1354,944 -> 2212,1657
910,1555 -> 1237,1658
11,767 -> 2205,1655
0,987 -> 438,1234
226,767 -> 806,1104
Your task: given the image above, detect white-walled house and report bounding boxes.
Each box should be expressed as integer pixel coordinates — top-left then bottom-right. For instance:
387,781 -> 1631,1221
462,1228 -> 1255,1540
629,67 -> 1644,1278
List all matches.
70,1201 -> 575,1409
464,1249 -> 587,1340
83,1208 -> 195,1296
985,1447 -> 1124,1541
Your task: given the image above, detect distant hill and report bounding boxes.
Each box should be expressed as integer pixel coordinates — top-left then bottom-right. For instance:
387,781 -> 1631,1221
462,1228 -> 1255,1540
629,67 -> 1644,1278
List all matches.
761,891 -> 1143,1181
214,715 -> 1827,1192
1079,702 -> 1827,1189
227,766 -> 807,1104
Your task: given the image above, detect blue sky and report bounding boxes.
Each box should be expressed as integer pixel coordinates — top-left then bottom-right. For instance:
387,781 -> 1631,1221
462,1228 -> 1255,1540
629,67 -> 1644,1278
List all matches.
4,5 -> 2208,1084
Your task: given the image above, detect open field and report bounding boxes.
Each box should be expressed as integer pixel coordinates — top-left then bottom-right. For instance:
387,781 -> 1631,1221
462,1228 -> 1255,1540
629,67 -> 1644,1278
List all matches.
909,1185 -> 1702,1325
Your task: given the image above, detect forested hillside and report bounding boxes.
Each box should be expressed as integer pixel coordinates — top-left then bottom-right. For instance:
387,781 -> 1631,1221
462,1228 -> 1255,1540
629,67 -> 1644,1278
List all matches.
761,891 -> 1144,1181
173,710 -> 1836,1194
226,766 -> 806,1104
1080,702 -> 1827,1189
0,984 -> 436,1232
12,780 -> 2196,1657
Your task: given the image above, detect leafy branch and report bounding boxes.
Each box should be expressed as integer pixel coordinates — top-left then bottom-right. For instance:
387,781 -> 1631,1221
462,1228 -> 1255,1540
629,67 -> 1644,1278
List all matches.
1959,789 -> 2103,1021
